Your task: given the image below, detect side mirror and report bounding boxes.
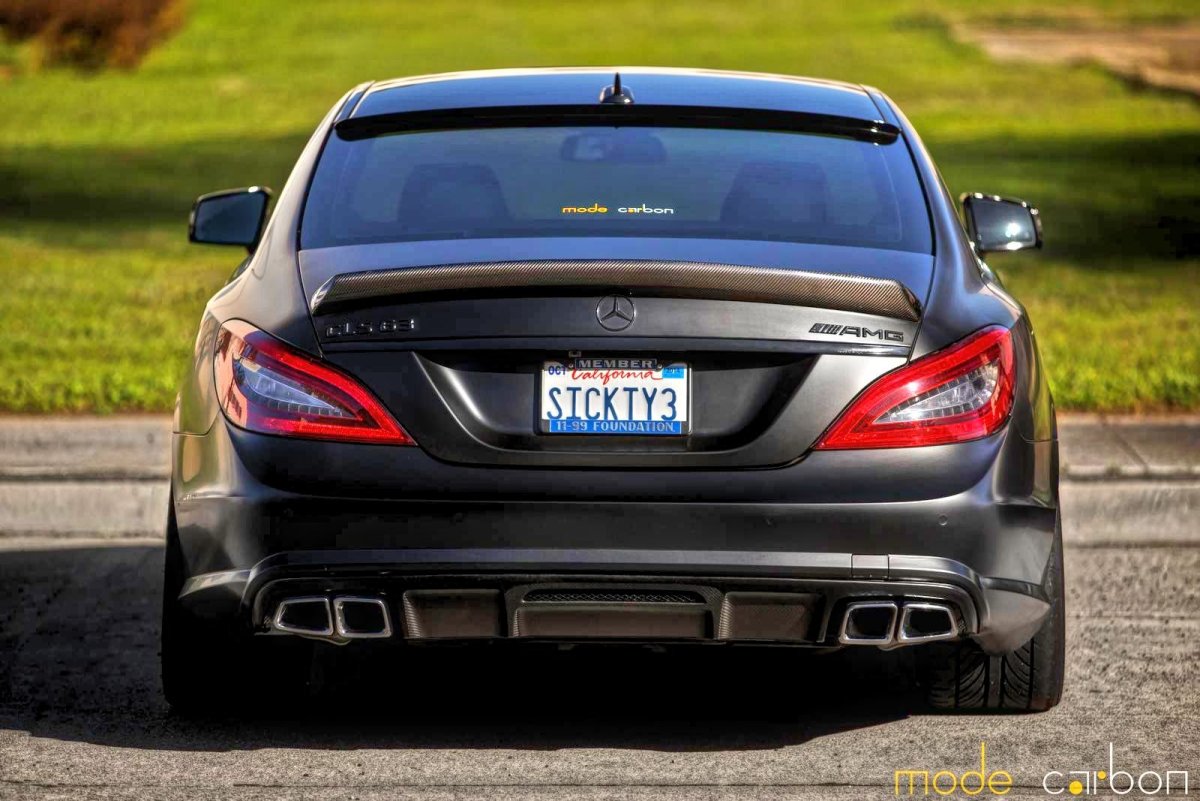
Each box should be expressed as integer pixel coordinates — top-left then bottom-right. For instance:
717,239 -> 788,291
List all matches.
189,187 -> 272,251
960,193 -> 1042,254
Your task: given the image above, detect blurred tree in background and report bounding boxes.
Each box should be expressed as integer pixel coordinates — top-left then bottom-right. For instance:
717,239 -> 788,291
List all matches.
0,0 -> 185,70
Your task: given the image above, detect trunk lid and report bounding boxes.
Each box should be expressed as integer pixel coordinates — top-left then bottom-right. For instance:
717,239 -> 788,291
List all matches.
302,238 -> 929,468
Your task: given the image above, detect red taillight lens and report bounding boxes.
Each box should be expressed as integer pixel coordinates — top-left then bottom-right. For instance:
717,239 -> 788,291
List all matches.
214,320 -> 414,445
815,326 -> 1015,450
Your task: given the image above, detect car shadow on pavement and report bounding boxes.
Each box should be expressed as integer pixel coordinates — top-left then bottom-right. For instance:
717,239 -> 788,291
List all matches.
0,544 -> 921,752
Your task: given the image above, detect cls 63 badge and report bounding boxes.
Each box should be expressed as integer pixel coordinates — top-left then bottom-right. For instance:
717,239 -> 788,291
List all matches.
810,322 -> 904,342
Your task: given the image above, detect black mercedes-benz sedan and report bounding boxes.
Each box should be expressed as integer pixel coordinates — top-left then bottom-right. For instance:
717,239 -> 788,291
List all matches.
165,67 -> 1063,713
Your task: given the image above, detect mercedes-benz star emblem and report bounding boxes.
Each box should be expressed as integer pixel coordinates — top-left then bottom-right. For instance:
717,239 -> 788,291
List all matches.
595,295 -> 636,331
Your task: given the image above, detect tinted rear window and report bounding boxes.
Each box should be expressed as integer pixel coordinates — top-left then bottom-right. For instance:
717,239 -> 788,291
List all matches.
301,126 -> 931,253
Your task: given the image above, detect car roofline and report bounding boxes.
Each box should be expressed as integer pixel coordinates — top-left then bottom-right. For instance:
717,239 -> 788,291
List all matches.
354,66 -> 870,112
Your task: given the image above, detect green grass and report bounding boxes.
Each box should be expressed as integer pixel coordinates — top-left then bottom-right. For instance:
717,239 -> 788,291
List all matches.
1,0 -> 1197,412
1002,259 -> 1200,409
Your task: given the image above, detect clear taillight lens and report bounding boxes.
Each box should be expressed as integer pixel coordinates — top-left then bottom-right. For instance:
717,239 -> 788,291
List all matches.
214,320 -> 414,445
815,326 -> 1015,450
877,362 -> 1001,423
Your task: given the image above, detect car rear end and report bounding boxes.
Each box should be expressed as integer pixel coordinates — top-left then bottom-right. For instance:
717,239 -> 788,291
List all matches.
166,69 -> 1061,712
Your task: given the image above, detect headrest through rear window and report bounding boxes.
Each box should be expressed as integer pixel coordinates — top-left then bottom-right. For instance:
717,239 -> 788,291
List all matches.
721,160 -> 828,226
397,163 -> 510,230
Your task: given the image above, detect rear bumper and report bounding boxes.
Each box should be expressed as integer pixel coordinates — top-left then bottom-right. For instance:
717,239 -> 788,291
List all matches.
173,419 -> 1058,654
181,550 -> 1045,654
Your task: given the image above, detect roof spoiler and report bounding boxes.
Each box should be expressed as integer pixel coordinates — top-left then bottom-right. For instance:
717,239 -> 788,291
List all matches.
310,260 -> 921,321
334,104 -> 901,145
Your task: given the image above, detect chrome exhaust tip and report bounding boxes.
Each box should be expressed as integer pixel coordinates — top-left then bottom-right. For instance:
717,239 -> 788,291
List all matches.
272,596 -> 334,638
897,602 -> 960,644
333,596 -> 393,639
838,601 -> 898,646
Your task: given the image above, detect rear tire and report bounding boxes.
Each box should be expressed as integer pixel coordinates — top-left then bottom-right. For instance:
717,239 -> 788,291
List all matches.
918,518 -> 1066,712
161,499 -> 312,714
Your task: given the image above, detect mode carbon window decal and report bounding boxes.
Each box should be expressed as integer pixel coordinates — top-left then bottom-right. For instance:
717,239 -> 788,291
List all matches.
309,259 -> 921,321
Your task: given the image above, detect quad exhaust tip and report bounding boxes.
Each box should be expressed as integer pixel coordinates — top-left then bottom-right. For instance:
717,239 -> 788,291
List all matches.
897,602 -> 960,644
839,601 -> 960,648
273,596 -> 334,638
272,595 -> 393,641
333,596 -> 393,639
839,601 -> 898,645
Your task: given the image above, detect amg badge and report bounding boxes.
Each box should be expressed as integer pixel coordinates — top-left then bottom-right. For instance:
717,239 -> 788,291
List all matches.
810,322 -> 905,342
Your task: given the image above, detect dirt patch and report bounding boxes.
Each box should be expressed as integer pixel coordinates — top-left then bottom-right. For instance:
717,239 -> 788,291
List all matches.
955,22 -> 1200,98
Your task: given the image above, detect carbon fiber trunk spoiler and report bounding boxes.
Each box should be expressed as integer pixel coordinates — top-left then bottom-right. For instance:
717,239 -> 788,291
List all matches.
309,260 -> 921,321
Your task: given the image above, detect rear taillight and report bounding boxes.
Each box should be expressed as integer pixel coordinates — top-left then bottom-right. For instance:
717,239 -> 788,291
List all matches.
214,320 -> 414,445
815,326 -> 1015,450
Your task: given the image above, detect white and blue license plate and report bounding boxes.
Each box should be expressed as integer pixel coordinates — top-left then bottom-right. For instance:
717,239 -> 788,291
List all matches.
540,358 -> 690,436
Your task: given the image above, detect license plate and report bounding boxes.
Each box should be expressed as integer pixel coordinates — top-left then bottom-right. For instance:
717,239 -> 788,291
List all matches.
540,358 -> 690,435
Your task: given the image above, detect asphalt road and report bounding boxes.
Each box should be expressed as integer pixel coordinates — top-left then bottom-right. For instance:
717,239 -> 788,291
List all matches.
0,487 -> 1197,800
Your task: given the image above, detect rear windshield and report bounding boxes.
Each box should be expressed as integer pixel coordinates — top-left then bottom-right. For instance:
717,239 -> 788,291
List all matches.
301,125 -> 931,253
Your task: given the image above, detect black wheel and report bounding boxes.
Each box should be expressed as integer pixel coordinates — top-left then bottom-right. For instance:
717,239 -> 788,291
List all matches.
918,517 -> 1066,712
161,500 -> 312,714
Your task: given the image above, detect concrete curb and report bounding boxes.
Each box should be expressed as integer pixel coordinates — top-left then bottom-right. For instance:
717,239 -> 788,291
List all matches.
0,480 -> 169,539
1061,465 -> 1200,482
0,467 -> 167,482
